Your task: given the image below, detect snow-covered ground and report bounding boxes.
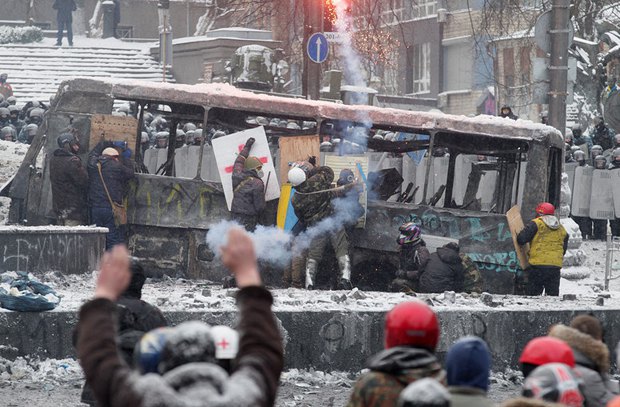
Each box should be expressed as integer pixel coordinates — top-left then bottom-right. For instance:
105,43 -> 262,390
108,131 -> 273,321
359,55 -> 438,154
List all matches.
0,138 -> 617,405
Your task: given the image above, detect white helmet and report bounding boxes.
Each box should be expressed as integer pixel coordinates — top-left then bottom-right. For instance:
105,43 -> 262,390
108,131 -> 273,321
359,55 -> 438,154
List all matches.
288,167 -> 307,186
211,325 -> 239,360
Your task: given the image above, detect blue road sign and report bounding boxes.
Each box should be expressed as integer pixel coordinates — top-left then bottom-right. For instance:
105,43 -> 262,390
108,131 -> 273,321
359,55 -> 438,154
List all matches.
307,32 -> 329,64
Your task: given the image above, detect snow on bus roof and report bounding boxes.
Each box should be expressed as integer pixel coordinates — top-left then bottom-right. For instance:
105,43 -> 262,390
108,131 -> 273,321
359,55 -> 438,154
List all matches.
57,78 -> 562,143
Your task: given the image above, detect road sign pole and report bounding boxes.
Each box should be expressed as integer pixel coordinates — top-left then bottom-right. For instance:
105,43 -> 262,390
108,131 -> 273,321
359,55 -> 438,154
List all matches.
302,0 -> 322,100
548,0 -> 570,135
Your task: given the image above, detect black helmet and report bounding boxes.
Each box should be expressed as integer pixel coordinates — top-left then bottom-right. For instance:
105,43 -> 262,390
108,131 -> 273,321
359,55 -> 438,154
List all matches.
57,133 -> 77,149
571,124 -> 582,138
613,148 -> 620,161
591,145 -> 603,156
6,96 -> 16,105
8,105 -> 19,115
0,107 -> 9,118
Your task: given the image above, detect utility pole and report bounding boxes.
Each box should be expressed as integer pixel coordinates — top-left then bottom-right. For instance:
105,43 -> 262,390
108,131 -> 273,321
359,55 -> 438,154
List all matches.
302,0 -> 322,100
547,0 -> 571,135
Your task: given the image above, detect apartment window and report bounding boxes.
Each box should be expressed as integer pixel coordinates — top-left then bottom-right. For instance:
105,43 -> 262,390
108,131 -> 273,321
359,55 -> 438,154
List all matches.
381,0 -> 407,25
412,0 -> 436,19
413,42 -> 431,94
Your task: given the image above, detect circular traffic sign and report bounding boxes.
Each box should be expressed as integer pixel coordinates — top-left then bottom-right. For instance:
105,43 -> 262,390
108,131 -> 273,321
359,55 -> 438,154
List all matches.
307,32 -> 329,64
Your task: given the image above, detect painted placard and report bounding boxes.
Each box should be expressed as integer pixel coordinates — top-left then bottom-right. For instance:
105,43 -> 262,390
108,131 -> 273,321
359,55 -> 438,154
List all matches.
324,154 -> 368,228
506,205 -> 530,270
89,114 -> 138,157
211,127 -> 280,211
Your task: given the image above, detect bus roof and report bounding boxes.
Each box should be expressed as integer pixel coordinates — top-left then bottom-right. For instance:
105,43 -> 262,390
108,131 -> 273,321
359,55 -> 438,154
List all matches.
55,78 -> 563,145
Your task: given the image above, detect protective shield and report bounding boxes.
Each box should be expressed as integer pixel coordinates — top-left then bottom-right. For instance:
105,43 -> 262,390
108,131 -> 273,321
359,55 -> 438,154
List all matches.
611,169 -> 620,217
564,162 -> 578,192
453,155 -> 475,206
589,169 -> 615,219
570,166 -> 592,216
144,148 -> 159,174
414,156 -> 449,205
478,170 -> 498,212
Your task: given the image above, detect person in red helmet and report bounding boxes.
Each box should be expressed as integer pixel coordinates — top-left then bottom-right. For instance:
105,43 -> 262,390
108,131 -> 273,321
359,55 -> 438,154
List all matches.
517,202 -> 568,296
519,336 -> 575,378
347,300 -> 445,407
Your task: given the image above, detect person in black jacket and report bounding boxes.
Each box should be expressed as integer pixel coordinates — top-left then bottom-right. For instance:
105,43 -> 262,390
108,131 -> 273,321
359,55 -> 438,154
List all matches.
80,258 -> 168,406
231,137 -> 265,232
88,141 -> 135,249
76,228 -> 283,407
53,0 -> 77,47
50,133 -> 89,225
418,242 -> 464,293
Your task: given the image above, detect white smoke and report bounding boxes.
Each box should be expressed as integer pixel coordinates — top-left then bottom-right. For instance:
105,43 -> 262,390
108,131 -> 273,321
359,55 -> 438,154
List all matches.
205,191 -> 363,267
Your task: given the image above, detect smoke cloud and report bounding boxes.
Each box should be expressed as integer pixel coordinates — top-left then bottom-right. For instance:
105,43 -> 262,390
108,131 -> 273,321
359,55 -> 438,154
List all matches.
205,191 -> 363,267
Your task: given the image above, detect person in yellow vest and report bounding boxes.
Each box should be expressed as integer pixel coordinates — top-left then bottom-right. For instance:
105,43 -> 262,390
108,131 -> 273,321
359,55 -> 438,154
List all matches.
517,202 -> 568,296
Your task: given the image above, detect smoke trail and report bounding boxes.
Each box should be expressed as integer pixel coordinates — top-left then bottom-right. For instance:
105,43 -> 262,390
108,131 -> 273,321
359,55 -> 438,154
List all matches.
206,220 -> 293,267
331,0 -> 373,149
206,190 -> 364,266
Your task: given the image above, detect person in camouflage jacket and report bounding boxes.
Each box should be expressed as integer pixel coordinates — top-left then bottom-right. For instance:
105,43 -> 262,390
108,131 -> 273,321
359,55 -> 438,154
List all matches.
291,162 -> 354,290
461,253 -> 483,294
347,301 -> 445,407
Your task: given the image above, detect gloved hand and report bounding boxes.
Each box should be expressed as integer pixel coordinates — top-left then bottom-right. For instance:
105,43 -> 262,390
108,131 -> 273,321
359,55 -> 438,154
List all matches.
245,137 -> 256,149
308,155 -> 317,166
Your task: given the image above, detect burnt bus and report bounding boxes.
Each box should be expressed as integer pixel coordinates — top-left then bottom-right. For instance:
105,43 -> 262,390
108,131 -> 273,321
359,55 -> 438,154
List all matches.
5,78 -> 563,293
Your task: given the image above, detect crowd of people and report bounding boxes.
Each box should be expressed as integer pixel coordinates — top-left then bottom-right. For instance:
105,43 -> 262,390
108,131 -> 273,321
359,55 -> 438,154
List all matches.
564,117 -> 620,241
0,74 -> 47,145
75,227 -> 618,407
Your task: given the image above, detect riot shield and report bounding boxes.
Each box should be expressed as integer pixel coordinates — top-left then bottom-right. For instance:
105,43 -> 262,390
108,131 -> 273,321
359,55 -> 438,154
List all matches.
589,169 -> 615,219
611,169 -> 620,217
571,166 -> 592,217
564,162 -> 578,192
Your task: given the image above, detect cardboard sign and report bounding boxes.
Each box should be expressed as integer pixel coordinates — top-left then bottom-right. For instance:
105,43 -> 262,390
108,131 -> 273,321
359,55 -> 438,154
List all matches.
278,135 -> 321,183
89,114 -> 138,157
506,205 -> 530,270
324,154 -> 368,228
211,127 -> 280,211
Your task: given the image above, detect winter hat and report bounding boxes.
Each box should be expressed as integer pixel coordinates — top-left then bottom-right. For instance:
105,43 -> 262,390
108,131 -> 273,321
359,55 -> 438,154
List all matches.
446,336 -> 491,392
522,363 -> 584,407
569,314 -> 603,341
158,321 -> 216,374
444,242 -> 460,252
123,258 -> 146,299
397,378 -> 450,407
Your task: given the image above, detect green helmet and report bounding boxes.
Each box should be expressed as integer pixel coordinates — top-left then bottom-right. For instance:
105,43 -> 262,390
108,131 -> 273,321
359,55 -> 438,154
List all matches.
244,156 -> 262,170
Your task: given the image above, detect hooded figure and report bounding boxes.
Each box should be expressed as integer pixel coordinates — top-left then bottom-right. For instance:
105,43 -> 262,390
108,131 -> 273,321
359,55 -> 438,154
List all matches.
446,336 -> 493,407
517,203 -> 568,296
499,105 -> 518,120
418,242 -> 465,293
230,137 -> 265,232
549,319 -> 616,407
